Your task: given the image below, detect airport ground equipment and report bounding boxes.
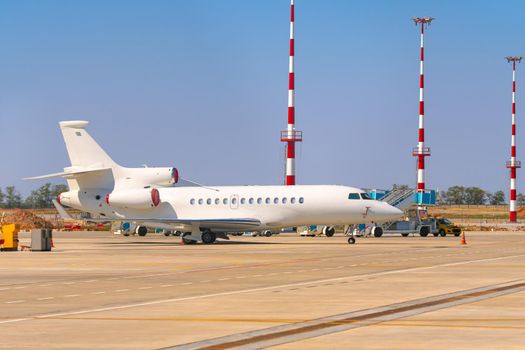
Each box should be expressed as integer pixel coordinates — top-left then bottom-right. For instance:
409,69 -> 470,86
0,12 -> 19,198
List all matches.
430,217 -> 462,237
0,224 -> 20,251
31,229 -> 52,251
505,56 -> 522,222
372,188 -> 436,237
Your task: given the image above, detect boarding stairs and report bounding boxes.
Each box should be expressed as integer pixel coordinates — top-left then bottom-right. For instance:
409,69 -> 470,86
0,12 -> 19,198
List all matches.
379,188 -> 416,209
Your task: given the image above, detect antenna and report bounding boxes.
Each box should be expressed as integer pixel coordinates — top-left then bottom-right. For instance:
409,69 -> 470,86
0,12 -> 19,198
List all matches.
505,56 -> 522,222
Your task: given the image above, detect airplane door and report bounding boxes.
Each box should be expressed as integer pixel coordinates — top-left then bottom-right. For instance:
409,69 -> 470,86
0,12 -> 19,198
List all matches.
230,194 -> 239,209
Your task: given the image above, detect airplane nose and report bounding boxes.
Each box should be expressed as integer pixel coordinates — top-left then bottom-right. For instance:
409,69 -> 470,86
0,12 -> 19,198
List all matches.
376,202 -> 403,221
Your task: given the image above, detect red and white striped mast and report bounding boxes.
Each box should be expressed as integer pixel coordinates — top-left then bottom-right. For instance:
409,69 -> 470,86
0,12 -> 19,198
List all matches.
412,17 -> 434,205
280,0 -> 302,185
505,56 -> 522,223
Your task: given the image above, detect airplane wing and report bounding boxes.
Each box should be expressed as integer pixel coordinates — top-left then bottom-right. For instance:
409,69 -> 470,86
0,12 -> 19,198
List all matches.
84,217 -> 261,230
52,199 -> 73,220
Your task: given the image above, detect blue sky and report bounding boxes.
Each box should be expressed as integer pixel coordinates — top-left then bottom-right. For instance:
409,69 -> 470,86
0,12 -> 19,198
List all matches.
1,0 -> 524,196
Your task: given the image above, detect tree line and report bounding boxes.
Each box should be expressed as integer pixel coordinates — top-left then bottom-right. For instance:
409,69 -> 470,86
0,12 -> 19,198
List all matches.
0,183 -> 522,209
394,184 -> 520,205
0,183 -> 68,209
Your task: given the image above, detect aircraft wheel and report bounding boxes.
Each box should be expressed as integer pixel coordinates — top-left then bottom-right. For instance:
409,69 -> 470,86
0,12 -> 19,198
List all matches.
137,226 -> 148,236
182,233 -> 196,245
372,227 -> 383,238
264,230 -> 272,237
164,231 -> 170,237
439,229 -> 446,237
348,237 -> 356,244
433,233 -> 439,237
202,231 -> 216,244
454,233 -> 461,237
401,233 -> 409,237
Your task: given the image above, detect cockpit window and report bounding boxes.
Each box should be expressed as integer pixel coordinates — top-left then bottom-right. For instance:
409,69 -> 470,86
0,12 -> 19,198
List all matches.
348,193 -> 360,200
360,193 -> 372,200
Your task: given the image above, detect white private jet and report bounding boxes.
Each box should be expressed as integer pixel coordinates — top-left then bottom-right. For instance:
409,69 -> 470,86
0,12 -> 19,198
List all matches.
27,121 -> 402,244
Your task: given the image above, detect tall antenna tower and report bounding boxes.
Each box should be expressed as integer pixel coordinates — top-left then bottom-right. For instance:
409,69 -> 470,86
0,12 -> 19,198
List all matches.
411,17 -> 434,205
506,56 -> 522,222
280,0 -> 302,185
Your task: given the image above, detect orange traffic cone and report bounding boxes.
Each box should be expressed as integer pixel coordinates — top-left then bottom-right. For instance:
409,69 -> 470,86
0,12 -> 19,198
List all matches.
460,232 -> 467,245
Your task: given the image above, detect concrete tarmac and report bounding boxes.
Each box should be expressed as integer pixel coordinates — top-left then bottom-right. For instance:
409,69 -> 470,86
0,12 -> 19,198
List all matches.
0,231 -> 524,349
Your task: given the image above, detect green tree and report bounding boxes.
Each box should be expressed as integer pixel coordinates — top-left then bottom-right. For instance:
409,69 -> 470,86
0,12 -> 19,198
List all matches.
445,186 -> 466,204
51,184 -> 68,199
490,191 -> 505,205
4,186 -> 22,208
392,184 -> 410,191
0,188 -> 4,208
464,187 -> 486,205
24,183 -> 68,208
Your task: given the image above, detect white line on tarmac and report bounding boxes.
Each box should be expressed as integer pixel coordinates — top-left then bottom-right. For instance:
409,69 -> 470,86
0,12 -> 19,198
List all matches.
179,282 -> 192,285
2,254 -> 524,325
160,284 -> 173,287
5,300 -> 25,304
91,291 -> 105,295
37,297 -> 54,301
13,286 -> 27,289
115,289 -> 129,292
64,294 -> 80,298
138,286 -> 153,290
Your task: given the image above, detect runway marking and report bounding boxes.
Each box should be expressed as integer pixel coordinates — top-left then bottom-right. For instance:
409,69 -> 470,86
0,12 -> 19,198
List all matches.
200,280 -> 212,283
180,282 -> 192,286
64,294 -> 80,298
63,282 -> 75,285
160,284 -> 173,288
5,300 -> 25,304
139,286 -> 153,290
83,280 -> 98,283
2,253 -> 525,326
115,289 -> 130,292
172,281 -> 525,350
91,291 -> 106,295
13,286 -> 27,289
37,297 -> 54,301
218,278 -> 230,281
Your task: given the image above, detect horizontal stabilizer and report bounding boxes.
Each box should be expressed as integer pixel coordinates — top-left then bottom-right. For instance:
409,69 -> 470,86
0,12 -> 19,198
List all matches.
24,167 -> 111,180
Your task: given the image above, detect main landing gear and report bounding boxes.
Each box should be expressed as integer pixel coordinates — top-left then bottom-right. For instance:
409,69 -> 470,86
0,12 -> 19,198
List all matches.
181,230 -> 217,245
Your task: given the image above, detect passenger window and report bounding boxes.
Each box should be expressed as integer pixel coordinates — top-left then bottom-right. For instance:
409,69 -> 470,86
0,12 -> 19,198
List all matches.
348,193 -> 360,200
206,198 -> 211,205
232,197 -> 237,205
241,198 -> 246,205
299,197 -> 304,204
265,197 -> 270,204
223,198 -> 228,205
249,198 -> 254,204
290,197 -> 296,204
282,197 -> 287,204
273,197 -> 279,204
190,198 -> 195,205
215,198 -> 220,205
198,198 -> 203,205
257,198 -> 262,204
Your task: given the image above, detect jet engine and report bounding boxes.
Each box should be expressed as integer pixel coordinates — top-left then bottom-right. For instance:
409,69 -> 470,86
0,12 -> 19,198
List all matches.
106,188 -> 161,209
118,167 -> 179,188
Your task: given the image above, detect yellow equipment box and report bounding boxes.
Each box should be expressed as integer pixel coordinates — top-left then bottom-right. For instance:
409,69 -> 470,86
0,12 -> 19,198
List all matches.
0,224 -> 20,251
